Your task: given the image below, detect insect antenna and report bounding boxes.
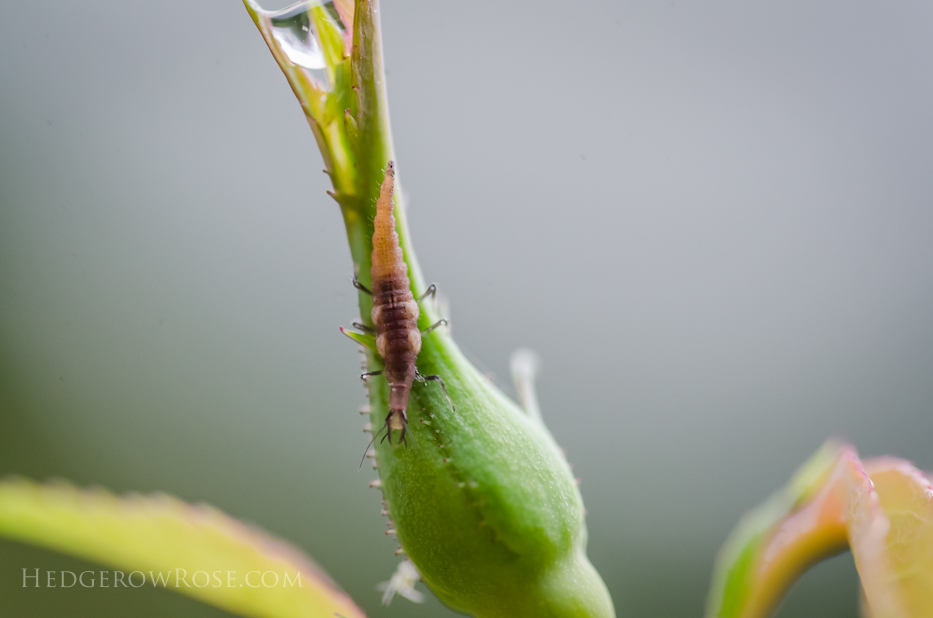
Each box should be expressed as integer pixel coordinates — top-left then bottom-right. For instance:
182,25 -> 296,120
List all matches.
359,424 -> 388,470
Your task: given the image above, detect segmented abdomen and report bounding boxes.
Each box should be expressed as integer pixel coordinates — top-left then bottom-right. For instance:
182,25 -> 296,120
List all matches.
370,162 -> 421,413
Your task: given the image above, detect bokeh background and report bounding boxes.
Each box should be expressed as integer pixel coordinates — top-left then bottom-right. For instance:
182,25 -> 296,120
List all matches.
2,0 -> 933,616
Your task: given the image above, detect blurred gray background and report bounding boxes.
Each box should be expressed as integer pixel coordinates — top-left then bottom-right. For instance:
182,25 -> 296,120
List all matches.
2,0 -> 932,616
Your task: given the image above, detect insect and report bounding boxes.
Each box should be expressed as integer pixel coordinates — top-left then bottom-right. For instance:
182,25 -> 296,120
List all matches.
342,161 -> 452,451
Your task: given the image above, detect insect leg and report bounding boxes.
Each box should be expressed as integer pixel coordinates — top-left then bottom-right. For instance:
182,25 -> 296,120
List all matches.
352,321 -> 375,334
421,319 -> 448,335
361,370 -> 384,381
416,284 -> 436,303
353,277 -> 373,296
417,374 -> 456,414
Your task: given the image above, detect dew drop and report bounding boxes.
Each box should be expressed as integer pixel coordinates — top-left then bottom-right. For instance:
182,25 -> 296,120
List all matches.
269,4 -> 325,72
263,0 -> 345,89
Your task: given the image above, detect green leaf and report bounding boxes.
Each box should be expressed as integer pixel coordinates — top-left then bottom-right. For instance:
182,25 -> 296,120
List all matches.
311,6 -> 345,79
0,478 -> 365,618
340,326 -> 376,351
243,0 -> 355,195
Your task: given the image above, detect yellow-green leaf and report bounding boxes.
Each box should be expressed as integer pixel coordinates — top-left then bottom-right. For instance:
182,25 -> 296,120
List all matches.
0,478 -> 365,618
708,444 -> 933,618
856,458 -> 933,618
706,440 -> 851,618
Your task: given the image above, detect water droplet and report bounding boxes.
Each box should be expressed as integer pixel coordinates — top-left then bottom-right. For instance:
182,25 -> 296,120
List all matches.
263,0 -> 345,89
269,4 -> 324,69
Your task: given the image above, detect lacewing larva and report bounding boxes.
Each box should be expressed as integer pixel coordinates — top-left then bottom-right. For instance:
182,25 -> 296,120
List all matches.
345,161 -> 452,450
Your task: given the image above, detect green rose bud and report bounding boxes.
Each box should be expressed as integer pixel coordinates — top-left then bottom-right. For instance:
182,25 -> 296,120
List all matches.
369,338 -> 614,618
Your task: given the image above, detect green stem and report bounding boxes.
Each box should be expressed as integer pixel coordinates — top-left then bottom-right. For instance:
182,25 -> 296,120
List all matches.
347,0 -> 434,328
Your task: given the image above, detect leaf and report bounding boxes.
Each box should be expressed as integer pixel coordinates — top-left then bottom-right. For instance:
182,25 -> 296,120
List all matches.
331,0 -> 354,35
243,0 -> 355,193
311,6 -> 346,76
856,458 -> 933,618
708,444 -> 933,618
0,477 -> 365,618
340,326 -> 376,351
706,440 -> 851,618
